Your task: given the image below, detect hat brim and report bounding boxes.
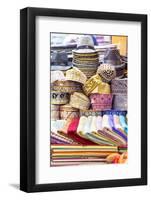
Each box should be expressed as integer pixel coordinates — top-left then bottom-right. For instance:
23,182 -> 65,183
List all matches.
51,63 -> 72,71
72,49 -> 97,54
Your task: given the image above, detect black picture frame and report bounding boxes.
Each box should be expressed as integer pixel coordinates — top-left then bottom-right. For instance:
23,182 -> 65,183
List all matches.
20,7 -> 147,193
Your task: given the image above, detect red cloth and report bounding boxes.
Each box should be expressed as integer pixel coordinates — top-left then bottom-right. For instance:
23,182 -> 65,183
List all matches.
67,118 -> 96,145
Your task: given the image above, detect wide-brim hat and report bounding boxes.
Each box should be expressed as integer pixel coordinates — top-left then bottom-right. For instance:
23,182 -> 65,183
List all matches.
103,48 -> 126,76
51,65 -> 72,71
72,35 -> 97,54
51,51 -> 72,71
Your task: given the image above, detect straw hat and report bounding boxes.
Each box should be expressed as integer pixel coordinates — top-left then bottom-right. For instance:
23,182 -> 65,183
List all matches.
69,92 -> 90,110
51,80 -> 82,93
51,70 -> 66,83
66,67 -> 87,84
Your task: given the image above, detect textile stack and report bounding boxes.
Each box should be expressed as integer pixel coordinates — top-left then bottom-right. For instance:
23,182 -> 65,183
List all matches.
50,35 -> 128,167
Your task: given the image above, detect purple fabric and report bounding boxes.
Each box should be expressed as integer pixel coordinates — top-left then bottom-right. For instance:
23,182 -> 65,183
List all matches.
108,115 -> 127,142
50,136 -> 70,144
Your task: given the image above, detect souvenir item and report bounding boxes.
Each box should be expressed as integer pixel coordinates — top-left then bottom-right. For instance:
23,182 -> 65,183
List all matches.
111,78 -> 127,95
51,51 -> 72,71
60,104 -> 79,120
51,70 -> 66,83
83,74 -> 111,95
91,81 -> 111,94
90,94 -> 113,111
97,63 -> 116,82
51,91 -> 69,105
51,80 -> 82,93
69,92 -> 90,110
83,74 -> 102,96
75,67 -> 97,79
80,110 -> 102,117
66,67 -> 87,84
72,35 -> 99,76
104,47 -> 126,78
51,105 -> 60,120
113,95 -> 127,110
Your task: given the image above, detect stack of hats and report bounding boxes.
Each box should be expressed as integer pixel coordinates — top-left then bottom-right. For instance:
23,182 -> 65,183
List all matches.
51,63 -> 88,120
111,78 -> 127,110
72,35 -> 99,78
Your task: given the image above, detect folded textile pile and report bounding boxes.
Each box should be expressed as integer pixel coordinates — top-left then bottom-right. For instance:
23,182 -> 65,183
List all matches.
50,145 -> 118,166
50,112 -> 128,166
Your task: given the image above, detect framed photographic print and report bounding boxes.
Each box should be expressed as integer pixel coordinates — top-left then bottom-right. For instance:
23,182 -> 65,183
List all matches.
20,7 -> 147,192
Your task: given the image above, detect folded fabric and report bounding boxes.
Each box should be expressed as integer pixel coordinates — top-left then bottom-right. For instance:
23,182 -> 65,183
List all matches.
113,115 -> 127,137
119,115 -> 128,134
51,120 -> 65,134
67,118 -> 96,145
77,116 -> 88,137
79,116 -> 113,145
102,114 -> 111,129
109,115 -> 127,145
58,119 -> 73,134
96,116 -> 103,131
50,137 -> 69,145
51,131 -> 78,145
101,115 -> 127,146
51,145 -> 118,152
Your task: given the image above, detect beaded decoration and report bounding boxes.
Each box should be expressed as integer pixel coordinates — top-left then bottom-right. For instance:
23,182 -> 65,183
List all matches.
97,63 -> 116,82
